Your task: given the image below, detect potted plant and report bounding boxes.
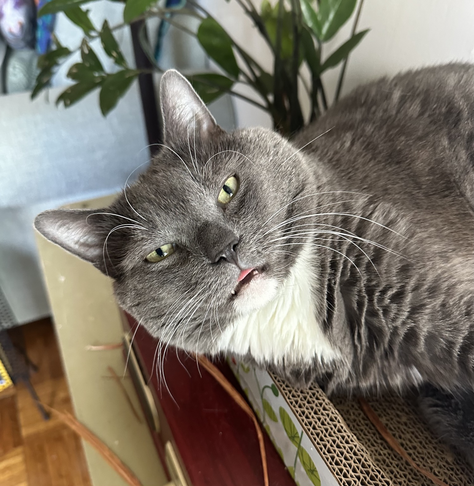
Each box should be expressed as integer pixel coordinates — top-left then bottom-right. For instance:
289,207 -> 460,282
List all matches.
32,0 -> 367,137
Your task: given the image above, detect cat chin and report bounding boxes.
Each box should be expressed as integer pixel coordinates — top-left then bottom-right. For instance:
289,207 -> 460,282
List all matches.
232,275 -> 279,315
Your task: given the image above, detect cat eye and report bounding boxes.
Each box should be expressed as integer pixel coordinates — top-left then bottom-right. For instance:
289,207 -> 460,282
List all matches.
218,176 -> 239,205
145,243 -> 175,263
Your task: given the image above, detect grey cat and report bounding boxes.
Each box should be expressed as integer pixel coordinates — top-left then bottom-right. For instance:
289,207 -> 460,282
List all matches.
35,64 -> 474,468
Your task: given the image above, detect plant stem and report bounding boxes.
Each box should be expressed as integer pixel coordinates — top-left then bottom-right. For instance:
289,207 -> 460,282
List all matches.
293,431 -> 304,472
299,73 -> 312,104
227,89 -> 268,110
273,0 -> 287,133
234,47 -> 273,108
235,0 -> 276,55
318,77 -> 328,111
289,0 -> 304,133
334,0 -> 365,103
150,12 -> 196,36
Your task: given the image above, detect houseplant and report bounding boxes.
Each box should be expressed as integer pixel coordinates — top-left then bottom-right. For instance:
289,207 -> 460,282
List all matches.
32,0 -> 367,136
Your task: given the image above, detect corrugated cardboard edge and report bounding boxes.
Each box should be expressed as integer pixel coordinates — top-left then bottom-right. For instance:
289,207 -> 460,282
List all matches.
230,358 -> 473,486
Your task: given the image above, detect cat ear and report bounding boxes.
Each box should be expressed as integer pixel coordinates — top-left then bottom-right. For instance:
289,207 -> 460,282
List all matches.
159,69 -> 222,143
34,209 -> 116,278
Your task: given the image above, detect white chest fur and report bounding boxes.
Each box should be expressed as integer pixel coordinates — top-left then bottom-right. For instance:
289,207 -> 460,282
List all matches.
214,243 -> 340,365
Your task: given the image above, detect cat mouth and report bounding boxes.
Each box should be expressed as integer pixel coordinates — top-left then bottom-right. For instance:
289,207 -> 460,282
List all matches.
231,268 -> 262,296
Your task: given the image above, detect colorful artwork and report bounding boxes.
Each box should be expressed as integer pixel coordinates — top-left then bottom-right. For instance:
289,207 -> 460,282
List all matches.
0,0 -> 36,49
35,0 -> 55,55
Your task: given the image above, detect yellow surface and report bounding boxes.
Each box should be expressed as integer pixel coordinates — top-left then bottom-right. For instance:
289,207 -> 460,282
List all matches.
35,195 -> 168,486
0,359 -> 13,392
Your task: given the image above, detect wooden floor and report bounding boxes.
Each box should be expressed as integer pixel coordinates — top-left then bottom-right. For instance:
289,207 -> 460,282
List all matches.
0,318 -> 91,486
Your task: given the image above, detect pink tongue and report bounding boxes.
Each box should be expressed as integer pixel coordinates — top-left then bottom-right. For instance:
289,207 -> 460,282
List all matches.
238,268 -> 254,282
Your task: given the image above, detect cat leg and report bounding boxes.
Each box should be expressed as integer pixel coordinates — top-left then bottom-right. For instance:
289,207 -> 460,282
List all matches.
417,384 -> 474,471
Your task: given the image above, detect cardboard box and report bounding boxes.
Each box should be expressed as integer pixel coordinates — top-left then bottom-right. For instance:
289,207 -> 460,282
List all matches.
228,357 -> 473,486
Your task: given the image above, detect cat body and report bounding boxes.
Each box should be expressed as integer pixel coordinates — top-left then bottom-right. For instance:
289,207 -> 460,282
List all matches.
35,64 -> 474,466
269,64 -> 474,396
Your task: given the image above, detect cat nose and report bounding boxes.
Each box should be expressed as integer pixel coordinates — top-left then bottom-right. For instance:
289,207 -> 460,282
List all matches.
196,222 -> 241,266
214,238 -> 240,266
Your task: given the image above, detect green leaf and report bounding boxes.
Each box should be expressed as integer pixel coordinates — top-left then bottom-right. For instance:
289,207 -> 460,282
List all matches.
37,46 -> 71,70
264,424 -> 272,437
56,80 -> 102,107
261,4 -> 294,60
263,399 -> 278,422
318,0 -> 357,41
39,0 -> 99,17
197,18 -> 239,79
99,70 -> 138,116
80,39 -> 104,73
301,26 -> 321,74
260,0 -> 272,17
101,20 -> 127,68
298,447 -> 321,486
188,73 -> 234,104
51,33 -> 63,48
256,71 -> 273,95
276,446 -> 284,460
65,6 -> 95,35
287,466 -> 295,479
31,66 -> 54,99
320,29 -> 368,72
123,0 -> 157,23
67,63 -> 103,82
279,407 -> 300,446
300,0 -> 322,40
240,363 -> 250,373
270,383 -> 279,397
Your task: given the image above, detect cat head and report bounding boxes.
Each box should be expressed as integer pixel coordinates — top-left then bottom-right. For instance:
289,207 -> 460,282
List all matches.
35,70 -> 316,355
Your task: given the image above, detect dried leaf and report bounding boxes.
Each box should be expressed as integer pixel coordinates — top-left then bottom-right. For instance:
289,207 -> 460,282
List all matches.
359,398 -> 450,486
42,404 -> 142,486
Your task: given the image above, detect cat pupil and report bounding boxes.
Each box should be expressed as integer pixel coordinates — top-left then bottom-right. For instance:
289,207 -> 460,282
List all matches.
156,248 -> 165,257
223,185 -> 233,196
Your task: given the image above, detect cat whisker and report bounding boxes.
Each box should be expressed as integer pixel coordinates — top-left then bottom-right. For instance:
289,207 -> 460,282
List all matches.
86,212 -> 147,228
123,159 -> 151,222
176,291 -> 208,350
123,319 -> 143,378
262,192 -> 369,228
150,142 -> 198,182
274,225 -> 406,260
273,242 -> 362,276
283,127 -> 334,165
196,281 -> 221,352
269,231 -> 380,276
167,291 -> 209,382
102,224 -> 144,277
158,288 -> 206,387
277,223 -> 378,254
149,293 -> 192,387
266,211 -> 406,240
203,149 -> 255,172
187,121 -> 199,175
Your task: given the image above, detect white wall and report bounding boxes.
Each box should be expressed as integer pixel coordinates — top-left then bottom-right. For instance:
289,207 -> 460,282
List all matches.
202,0 -> 474,127
0,83 -> 149,324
